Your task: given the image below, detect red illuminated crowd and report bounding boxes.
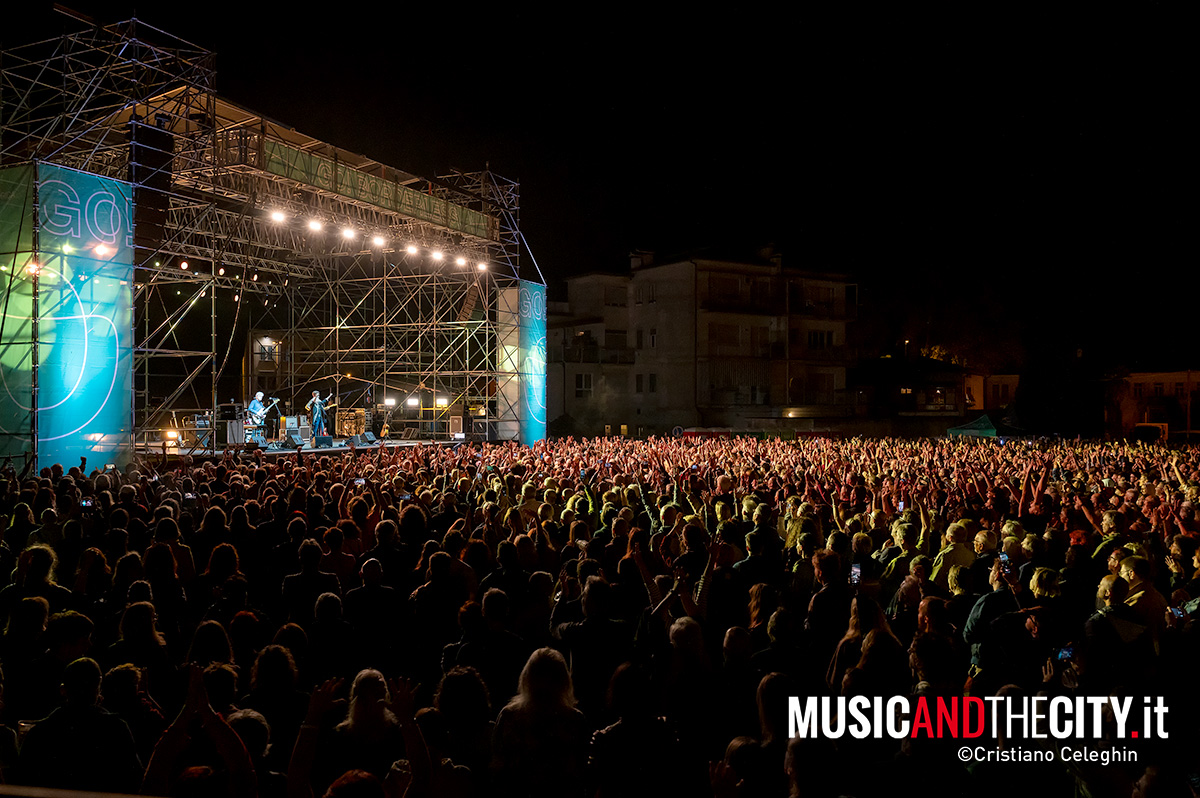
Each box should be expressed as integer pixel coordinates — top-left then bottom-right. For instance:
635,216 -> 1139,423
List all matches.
0,434 -> 1198,797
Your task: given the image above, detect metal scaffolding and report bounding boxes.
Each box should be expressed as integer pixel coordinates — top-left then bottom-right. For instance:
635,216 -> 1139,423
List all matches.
1,17 -> 535,447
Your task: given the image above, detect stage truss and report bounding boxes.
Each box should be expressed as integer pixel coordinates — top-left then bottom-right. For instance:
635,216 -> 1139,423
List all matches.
0,17 -> 542,449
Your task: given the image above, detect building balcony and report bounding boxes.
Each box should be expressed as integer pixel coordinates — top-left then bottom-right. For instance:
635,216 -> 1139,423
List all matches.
700,297 -> 785,315
549,345 -> 636,365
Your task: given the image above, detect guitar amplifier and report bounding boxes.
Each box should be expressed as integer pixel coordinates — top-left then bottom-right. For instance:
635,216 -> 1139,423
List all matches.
299,424 -> 311,440
284,415 -> 299,429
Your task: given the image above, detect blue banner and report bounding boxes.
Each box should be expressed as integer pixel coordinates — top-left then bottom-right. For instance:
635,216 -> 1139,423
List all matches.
0,163 -> 134,469
517,280 -> 546,446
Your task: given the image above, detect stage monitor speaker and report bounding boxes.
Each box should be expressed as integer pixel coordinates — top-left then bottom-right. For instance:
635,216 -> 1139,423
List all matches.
348,435 -> 363,447
286,432 -> 304,448
315,435 -> 333,449
362,432 -> 376,444
216,420 -> 244,445
449,415 -> 464,435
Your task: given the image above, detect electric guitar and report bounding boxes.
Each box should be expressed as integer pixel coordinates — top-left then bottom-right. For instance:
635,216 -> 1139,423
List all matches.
248,397 -> 281,426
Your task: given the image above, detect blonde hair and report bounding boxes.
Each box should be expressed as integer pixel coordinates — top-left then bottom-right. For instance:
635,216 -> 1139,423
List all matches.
1030,567 -> 1061,599
507,647 -> 575,712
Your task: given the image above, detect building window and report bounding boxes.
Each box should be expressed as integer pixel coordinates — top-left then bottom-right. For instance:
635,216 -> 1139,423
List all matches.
649,373 -> 657,393
259,343 -> 277,362
575,373 -> 593,399
808,330 -> 832,350
605,330 -> 627,349
900,387 -> 913,395
648,283 -> 656,303
1176,383 -> 1186,397
1134,383 -> 1143,399
635,374 -> 644,393
634,287 -> 644,305
636,329 -> 644,349
710,275 -> 739,299
1154,383 -> 1164,397
1001,383 -> 1010,402
649,328 -> 657,348
603,287 -> 626,307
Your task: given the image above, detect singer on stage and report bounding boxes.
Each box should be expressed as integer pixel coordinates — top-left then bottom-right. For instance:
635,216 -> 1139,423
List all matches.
306,390 -> 329,437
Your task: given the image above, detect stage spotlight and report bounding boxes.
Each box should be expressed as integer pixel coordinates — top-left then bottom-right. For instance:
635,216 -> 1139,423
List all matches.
165,429 -> 179,440
384,398 -> 396,407
308,220 -> 323,231
94,244 -> 112,257
406,396 -> 419,407
234,293 -> 240,302
218,267 -> 225,276
264,298 -> 269,306
431,251 -> 444,261
63,244 -> 73,253
270,210 -> 286,222
252,273 -> 258,281
372,235 -> 386,247
25,263 -> 38,275
477,262 -> 487,271
435,396 -> 449,407
455,256 -> 466,266
342,228 -> 356,239
406,245 -> 418,255
180,261 -> 188,270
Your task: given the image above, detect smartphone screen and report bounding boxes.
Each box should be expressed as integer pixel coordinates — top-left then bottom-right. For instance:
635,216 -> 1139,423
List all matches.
849,563 -> 862,586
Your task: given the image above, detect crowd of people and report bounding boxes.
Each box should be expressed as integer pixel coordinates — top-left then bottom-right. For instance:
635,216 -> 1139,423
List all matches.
0,433 -> 1198,798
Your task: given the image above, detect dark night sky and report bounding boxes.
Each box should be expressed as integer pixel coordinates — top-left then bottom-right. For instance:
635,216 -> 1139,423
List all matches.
7,4 -> 1190,376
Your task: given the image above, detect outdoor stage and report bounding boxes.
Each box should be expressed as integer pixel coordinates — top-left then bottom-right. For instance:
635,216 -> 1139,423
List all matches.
0,18 -> 546,472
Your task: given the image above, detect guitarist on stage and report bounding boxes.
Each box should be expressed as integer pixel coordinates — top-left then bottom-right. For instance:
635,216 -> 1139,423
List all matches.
248,392 -> 266,424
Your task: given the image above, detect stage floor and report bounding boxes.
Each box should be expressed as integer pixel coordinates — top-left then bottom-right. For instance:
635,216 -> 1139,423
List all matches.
135,437 -> 456,464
